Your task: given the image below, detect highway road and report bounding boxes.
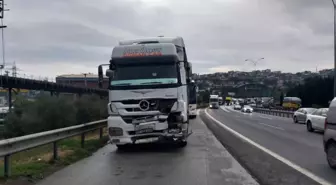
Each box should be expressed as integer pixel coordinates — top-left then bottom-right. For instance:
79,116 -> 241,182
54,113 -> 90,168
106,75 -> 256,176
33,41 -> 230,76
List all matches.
37,115 -> 258,185
202,106 -> 336,185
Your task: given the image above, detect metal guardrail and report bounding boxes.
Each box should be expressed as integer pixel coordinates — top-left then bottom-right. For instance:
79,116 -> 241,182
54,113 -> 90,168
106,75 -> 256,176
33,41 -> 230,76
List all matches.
253,108 -> 294,118
0,119 -> 107,177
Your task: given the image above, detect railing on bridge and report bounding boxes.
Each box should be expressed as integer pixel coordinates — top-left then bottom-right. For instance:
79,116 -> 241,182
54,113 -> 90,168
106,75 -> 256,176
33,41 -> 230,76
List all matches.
0,75 -> 108,96
253,107 -> 294,118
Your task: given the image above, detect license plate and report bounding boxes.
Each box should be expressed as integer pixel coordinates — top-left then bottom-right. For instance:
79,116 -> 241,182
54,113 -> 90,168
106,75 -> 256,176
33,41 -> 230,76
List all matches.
136,128 -> 154,134
135,124 -> 155,134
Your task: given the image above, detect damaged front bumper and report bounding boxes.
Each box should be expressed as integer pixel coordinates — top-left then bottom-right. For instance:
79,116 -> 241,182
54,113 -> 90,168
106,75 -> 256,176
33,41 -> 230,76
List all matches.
107,115 -> 191,145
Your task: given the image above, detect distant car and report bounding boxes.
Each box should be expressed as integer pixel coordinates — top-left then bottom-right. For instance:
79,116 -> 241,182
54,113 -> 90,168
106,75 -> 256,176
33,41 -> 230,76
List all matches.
293,108 -> 317,124
306,108 -> 329,132
324,97 -> 336,169
242,105 -> 253,113
233,104 -> 242,110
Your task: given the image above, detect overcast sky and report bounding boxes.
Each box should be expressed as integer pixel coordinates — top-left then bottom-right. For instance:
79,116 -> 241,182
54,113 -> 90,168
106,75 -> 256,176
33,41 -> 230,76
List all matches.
3,0 -> 335,79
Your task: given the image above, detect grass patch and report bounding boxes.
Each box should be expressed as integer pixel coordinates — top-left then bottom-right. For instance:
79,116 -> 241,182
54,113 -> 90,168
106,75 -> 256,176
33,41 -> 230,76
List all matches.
0,124 -> 4,139
0,132 -> 108,182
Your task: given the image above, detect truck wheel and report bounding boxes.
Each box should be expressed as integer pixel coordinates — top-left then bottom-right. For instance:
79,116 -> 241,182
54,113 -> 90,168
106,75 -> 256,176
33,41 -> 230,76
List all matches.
189,115 -> 196,119
177,140 -> 187,148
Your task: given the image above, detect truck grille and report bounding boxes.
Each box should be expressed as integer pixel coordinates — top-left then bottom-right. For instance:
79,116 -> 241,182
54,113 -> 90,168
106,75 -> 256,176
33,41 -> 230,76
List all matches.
121,115 -> 156,124
121,98 -> 176,113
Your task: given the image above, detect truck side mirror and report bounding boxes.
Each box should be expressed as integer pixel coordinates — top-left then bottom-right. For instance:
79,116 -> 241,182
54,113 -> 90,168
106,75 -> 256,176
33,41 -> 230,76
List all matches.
106,69 -> 114,78
187,62 -> 192,75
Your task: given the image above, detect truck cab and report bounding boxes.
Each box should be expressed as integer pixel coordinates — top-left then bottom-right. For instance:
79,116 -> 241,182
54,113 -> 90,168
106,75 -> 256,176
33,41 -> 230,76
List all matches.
98,37 -> 192,148
209,95 -> 219,109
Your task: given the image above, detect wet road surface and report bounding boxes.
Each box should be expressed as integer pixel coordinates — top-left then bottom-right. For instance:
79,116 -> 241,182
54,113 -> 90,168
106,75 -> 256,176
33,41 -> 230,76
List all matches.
37,115 -> 258,185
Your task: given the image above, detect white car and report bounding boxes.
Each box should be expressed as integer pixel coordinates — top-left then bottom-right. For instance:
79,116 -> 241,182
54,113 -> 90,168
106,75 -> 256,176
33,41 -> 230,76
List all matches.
233,104 -> 242,110
306,108 -> 329,132
293,108 -> 317,124
241,105 -> 253,113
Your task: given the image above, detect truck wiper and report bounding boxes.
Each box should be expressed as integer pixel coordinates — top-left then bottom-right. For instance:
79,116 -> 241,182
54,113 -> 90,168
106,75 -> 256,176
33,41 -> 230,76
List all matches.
114,83 -> 132,86
140,82 -> 163,85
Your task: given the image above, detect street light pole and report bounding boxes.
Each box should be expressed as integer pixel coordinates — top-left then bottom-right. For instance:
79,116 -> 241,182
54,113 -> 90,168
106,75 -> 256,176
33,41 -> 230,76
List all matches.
333,0 -> 336,97
245,57 -> 265,71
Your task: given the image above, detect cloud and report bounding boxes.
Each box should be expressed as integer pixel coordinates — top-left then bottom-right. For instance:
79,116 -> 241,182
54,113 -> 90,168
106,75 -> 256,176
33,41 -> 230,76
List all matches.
3,0 -> 335,79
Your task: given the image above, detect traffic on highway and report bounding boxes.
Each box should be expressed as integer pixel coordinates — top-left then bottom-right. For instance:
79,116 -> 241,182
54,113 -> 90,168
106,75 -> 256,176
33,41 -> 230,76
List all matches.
2,0 -> 336,184
1,36 -> 333,185
203,98 -> 336,185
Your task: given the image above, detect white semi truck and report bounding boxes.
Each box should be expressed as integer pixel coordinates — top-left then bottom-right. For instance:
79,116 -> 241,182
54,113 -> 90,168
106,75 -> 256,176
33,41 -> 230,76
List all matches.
98,37 -> 192,149
209,95 -> 219,109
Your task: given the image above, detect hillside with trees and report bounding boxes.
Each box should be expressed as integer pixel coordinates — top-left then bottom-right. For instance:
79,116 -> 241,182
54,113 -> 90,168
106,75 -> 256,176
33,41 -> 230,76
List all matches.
286,77 -> 334,107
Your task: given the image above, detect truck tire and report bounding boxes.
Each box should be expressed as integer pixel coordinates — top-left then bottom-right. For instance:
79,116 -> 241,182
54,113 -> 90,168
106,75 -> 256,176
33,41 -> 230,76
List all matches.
177,140 -> 187,148
189,115 -> 197,119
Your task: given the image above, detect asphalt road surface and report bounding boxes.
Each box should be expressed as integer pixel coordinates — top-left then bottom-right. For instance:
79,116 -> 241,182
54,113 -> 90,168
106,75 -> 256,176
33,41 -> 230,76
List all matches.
37,115 -> 258,185
202,106 -> 336,185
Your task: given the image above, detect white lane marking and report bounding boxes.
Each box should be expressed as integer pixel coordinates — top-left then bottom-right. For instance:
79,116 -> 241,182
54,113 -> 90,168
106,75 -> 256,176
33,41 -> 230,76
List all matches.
258,115 -> 273,120
204,109 -> 332,185
220,106 -> 230,113
257,122 -> 284,131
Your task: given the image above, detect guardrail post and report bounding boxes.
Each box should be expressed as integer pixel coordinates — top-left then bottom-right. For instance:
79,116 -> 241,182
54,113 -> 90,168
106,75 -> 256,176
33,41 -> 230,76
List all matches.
53,141 -> 58,160
99,128 -> 103,139
4,154 -> 10,177
81,133 -> 85,148
8,88 -> 12,111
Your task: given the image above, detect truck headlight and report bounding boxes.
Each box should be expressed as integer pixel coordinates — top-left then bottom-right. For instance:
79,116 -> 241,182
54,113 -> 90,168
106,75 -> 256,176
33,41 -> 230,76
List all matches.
108,103 -> 118,116
109,127 -> 123,136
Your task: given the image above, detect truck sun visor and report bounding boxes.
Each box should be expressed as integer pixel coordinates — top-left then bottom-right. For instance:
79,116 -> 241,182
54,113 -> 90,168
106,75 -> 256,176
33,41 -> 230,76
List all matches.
112,43 -> 178,59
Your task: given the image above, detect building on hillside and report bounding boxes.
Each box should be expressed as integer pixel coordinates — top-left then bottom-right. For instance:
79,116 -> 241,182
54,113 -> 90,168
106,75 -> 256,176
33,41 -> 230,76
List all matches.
56,73 -> 109,89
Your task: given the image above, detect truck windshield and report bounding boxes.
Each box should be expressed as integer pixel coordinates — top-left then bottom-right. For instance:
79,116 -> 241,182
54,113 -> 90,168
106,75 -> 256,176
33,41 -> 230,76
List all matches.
210,98 -> 218,103
111,63 -> 178,86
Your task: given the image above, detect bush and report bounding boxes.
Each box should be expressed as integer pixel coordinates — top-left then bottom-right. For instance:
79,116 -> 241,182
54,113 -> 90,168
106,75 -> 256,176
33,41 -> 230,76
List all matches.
2,95 -> 108,139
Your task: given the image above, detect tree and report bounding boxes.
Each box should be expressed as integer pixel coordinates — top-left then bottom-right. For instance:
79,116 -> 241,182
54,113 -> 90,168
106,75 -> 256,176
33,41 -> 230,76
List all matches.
280,92 -> 284,105
286,77 -> 333,107
3,95 -> 108,138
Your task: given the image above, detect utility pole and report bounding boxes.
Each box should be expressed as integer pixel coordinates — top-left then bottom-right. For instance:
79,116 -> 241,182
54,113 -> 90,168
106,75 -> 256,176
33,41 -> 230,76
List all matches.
0,0 -> 9,74
332,0 -> 336,97
11,61 -> 17,77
